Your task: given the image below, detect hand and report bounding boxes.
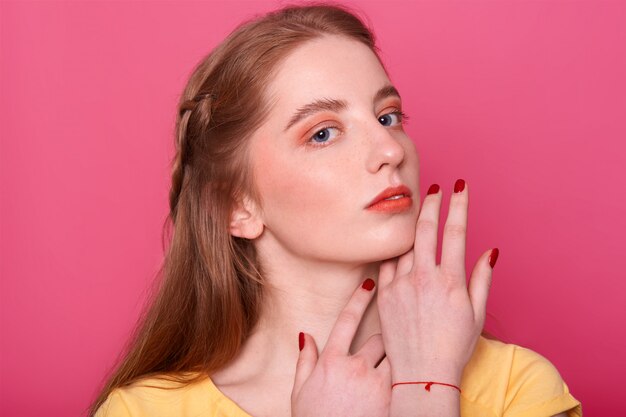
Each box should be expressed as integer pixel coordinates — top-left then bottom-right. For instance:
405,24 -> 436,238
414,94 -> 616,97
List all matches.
376,180 -> 497,385
291,279 -> 391,417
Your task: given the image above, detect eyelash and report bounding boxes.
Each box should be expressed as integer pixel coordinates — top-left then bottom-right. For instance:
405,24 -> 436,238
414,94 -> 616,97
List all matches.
306,110 -> 410,148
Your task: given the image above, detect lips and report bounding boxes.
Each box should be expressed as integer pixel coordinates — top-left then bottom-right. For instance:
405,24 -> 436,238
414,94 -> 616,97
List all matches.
365,185 -> 412,208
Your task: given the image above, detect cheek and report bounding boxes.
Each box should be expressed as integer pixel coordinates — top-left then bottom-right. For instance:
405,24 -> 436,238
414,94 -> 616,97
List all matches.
253,145 -> 348,229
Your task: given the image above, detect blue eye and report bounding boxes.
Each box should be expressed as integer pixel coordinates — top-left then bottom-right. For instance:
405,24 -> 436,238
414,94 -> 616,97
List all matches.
379,110 -> 407,127
308,126 -> 341,145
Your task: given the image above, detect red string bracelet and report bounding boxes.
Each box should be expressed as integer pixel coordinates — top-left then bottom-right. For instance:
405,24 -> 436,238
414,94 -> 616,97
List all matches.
392,381 -> 462,393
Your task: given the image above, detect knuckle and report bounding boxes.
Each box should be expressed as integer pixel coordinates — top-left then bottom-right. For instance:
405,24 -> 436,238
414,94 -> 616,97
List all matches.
401,276 -> 417,291
410,267 -> 431,282
377,286 -> 394,304
318,355 -> 335,373
416,218 -> 437,234
440,263 -> 464,279
350,355 -> 370,377
444,223 -> 466,238
445,277 -> 463,293
397,275 -> 418,291
352,354 -> 369,369
439,263 -> 452,276
338,308 -> 361,326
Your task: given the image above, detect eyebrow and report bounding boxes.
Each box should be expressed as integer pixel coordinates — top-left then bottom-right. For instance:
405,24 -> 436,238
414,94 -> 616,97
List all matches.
283,84 -> 401,132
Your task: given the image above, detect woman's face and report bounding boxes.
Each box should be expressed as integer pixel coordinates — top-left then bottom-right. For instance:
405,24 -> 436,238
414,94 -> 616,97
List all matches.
248,34 -> 420,264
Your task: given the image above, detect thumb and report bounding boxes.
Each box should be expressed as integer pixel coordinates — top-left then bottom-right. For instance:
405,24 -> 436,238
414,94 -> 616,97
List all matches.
292,332 -> 319,399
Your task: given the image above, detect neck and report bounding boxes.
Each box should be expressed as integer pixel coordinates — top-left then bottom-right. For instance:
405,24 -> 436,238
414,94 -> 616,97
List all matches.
213,238 -> 383,385
258,255 -> 382,360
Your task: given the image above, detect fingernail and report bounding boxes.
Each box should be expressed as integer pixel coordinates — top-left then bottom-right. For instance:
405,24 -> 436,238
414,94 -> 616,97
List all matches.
427,184 -> 440,195
488,248 -> 499,269
299,332 -> 305,351
362,278 -> 375,291
454,179 -> 465,193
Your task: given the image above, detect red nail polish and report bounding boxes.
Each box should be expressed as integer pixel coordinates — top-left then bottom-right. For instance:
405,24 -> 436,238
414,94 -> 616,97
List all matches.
454,179 -> 465,193
299,332 -> 305,351
362,278 -> 375,291
488,248 -> 499,269
427,184 -> 440,195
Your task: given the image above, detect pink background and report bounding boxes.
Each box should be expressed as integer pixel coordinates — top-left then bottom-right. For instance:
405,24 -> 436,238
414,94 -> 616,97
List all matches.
1,1 -> 624,415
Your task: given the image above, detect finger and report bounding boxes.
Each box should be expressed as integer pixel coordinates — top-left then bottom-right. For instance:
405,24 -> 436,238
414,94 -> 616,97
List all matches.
440,179 -> 468,284
323,278 -> 377,356
378,258 -> 397,290
292,332 -> 319,399
468,248 -> 498,329
412,183 -> 442,275
353,333 -> 386,368
396,247 -> 414,277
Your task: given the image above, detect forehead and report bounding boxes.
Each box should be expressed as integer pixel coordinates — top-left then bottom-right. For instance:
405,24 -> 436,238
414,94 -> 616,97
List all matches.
265,35 -> 391,108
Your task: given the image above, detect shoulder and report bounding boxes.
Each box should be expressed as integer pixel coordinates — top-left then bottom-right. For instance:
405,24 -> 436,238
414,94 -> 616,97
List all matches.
504,343 -> 582,417
459,336 -> 582,417
94,373 -> 213,417
95,372 -> 254,417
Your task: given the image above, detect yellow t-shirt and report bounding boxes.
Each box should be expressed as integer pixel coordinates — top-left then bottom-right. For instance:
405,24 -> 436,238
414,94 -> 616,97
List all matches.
95,336 -> 582,417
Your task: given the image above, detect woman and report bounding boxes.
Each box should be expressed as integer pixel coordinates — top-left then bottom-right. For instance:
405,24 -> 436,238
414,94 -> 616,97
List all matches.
90,3 -> 582,417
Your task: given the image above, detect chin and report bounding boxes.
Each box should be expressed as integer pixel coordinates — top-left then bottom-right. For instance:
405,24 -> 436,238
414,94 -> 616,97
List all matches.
364,232 -> 415,262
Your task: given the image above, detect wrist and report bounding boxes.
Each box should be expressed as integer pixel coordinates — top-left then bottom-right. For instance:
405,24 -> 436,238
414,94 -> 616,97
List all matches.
392,381 -> 462,393
391,366 -> 463,387
390,381 -> 461,417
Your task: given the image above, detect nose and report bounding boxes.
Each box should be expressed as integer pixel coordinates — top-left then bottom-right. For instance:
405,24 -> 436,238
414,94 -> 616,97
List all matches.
365,121 -> 406,174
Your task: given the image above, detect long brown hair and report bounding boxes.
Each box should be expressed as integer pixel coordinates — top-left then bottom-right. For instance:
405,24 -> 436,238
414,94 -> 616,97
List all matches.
89,3 -> 501,415
89,2 -> 385,415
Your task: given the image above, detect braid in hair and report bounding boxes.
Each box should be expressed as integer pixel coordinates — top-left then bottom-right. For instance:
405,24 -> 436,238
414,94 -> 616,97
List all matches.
88,7 -> 396,416
169,92 -> 217,222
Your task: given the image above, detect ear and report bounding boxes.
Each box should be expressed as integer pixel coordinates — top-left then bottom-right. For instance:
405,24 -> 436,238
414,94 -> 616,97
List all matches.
229,195 -> 264,239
